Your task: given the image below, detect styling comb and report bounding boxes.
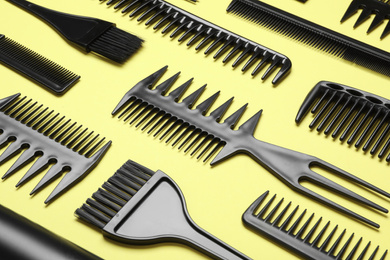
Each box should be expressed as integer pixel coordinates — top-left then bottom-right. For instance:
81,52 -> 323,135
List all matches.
226,0 -> 390,78
341,0 -> 390,39
75,160 -> 251,260
0,34 -> 79,95
296,81 -> 390,162
97,0 -> 291,85
0,93 -> 111,203
243,191 -> 388,260
112,66 -> 390,228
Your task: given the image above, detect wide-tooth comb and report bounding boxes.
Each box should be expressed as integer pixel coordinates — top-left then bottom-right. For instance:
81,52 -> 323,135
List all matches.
243,191 -> 388,260
98,0 -> 291,84
296,81 -> 390,162
0,94 -> 111,203
226,0 -> 390,78
341,0 -> 390,39
112,66 -> 390,228
75,160 -> 251,260
0,34 -> 80,95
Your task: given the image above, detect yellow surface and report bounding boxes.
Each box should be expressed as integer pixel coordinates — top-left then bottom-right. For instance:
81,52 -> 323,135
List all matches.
0,0 -> 389,259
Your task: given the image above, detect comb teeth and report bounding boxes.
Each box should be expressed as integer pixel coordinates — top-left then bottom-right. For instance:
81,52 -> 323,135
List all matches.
0,35 -> 80,95
296,81 -> 390,162
243,191 -> 388,260
341,0 -> 390,39
75,160 -> 154,228
112,66 -> 264,163
99,0 -> 292,84
0,94 -> 111,203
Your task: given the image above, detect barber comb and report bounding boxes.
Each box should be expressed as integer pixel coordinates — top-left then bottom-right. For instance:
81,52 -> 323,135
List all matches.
112,66 -> 390,228
0,93 -> 111,203
296,81 -> 390,162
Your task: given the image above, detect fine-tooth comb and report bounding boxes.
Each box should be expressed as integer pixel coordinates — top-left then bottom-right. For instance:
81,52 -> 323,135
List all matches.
0,94 -> 111,203
112,66 -> 390,228
97,0 -> 291,84
226,0 -> 390,78
296,81 -> 390,163
0,34 -> 80,95
75,160 -> 251,260
341,0 -> 390,39
243,191 -> 388,260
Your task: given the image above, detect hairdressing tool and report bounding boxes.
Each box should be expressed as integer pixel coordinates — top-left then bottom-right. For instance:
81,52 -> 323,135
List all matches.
0,34 -> 79,95
112,66 -> 390,228
7,0 -> 143,63
75,160 -> 251,260
341,0 -> 390,39
0,93 -> 111,203
97,0 -> 291,84
243,191 -> 388,260
226,0 -> 390,78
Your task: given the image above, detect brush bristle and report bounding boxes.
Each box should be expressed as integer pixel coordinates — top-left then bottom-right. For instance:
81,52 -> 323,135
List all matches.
88,27 -> 143,63
75,160 -> 155,228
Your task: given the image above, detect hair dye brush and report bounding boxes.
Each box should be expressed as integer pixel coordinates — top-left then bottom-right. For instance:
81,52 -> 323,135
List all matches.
112,66 -> 390,228
6,0 -> 143,63
75,160 -> 251,260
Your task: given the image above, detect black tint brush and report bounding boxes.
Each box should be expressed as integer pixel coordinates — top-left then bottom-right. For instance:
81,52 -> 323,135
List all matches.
75,160 -> 251,260
6,0 -> 143,63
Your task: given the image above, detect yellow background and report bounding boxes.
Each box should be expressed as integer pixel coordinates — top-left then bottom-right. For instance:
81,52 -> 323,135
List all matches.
0,0 -> 389,259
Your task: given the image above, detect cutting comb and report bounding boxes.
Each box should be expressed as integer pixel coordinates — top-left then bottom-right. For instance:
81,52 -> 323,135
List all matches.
98,0 -> 291,84
243,191 -> 388,260
112,66 -> 390,228
296,81 -> 390,162
75,160 -> 251,260
341,0 -> 390,39
0,94 -> 111,203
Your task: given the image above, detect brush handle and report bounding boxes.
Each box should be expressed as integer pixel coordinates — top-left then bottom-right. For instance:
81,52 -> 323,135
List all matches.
6,0 -> 112,49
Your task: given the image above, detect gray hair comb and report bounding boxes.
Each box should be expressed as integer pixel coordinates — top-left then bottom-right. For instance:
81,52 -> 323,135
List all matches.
112,66 -> 390,228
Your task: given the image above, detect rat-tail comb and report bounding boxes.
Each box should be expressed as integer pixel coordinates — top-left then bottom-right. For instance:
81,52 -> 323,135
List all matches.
0,94 -> 111,203
296,81 -> 390,162
112,66 -> 390,228
341,0 -> 390,39
243,191 -> 388,260
75,160 -> 251,260
7,0 -> 143,64
97,0 -> 291,84
226,0 -> 390,78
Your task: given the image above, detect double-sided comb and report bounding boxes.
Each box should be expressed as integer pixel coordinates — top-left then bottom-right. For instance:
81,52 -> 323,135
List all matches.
226,0 -> 390,78
0,94 -> 111,203
0,34 -> 79,95
98,0 -> 291,84
112,66 -> 390,228
75,160 -> 251,260
341,0 -> 390,39
243,191 -> 388,260
296,81 -> 390,162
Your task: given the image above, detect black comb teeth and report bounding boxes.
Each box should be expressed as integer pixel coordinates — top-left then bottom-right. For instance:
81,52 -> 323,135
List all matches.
0,94 -> 111,203
296,81 -> 390,162
98,0 -> 291,84
243,191 -> 388,260
341,0 -> 390,39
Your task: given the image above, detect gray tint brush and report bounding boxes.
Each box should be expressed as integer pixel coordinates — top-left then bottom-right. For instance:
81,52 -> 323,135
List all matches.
112,66 -> 390,228
75,160 -> 251,260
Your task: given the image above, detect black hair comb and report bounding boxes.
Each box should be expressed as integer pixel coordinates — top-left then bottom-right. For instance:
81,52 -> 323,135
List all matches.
243,191 -> 388,260
296,81 -> 390,163
0,34 -> 79,95
97,0 -> 291,84
341,0 -> 390,39
112,66 -> 390,228
226,0 -> 390,78
0,94 -> 111,203
7,0 -> 143,63
75,160 -> 251,260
